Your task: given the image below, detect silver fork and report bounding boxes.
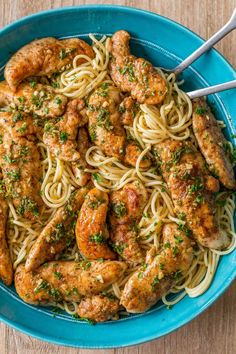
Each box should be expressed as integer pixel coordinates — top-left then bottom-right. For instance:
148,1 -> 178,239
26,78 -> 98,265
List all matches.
187,80 -> 236,99
160,8 -> 236,75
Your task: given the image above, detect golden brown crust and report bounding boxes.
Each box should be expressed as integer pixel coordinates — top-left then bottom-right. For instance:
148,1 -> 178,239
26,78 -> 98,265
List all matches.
77,295 -> 119,322
0,133 -> 43,220
76,188 -> 116,260
15,260 -> 127,304
87,84 -> 126,159
192,98 -> 236,190
120,223 -> 193,313
0,81 -> 67,119
0,195 -> 13,286
5,37 -> 94,91
155,139 -> 229,249
109,180 -> 147,264
25,186 -> 90,272
43,99 -> 86,162
110,30 -> 167,104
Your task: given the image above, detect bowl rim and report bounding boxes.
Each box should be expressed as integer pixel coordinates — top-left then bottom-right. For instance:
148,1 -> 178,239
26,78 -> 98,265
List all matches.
0,4 -> 235,349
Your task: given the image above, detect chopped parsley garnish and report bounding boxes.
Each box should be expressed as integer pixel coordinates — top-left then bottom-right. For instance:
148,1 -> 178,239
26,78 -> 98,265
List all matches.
49,223 -> 66,243
189,178 -> 204,193
97,108 -> 113,130
178,223 -> 192,237
112,242 -> 126,255
173,245 -> 179,256
59,48 -> 67,59
151,276 -> 160,291
17,122 -> 27,133
72,314 -> 94,325
6,169 -> 21,181
17,96 -> 25,104
54,271 -> 63,280
195,106 -> 207,115
171,146 -> 193,165
88,124 -> 97,142
173,270 -> 182,280
0,134 -> 3,144
118,63 -> 135,82
17,197 -> 39,217
34,279 -> 49,293
88,197 -> 104,209
194,195 -> 204,205
12,112 -> 23,122
3,154 -> 16,164
92,172 -> 102,182
55,97 -> 62,105
112,201 -> 127,218
59,131 -> 68,143
31,94 -> 43,109
160,263 -> 165,270
29,78 -> 37,88
73,287 -> 79,295
79,260 -> 91,270
174,235 -> 183,244
164,241 -> 171,249
44,107 -> 49,114
20,146 -> 29,157
89,232 -> 104,244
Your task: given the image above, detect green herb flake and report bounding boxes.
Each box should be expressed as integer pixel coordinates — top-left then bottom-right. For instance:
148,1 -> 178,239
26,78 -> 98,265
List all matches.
55,97 -> 62,105
178,223 -> 192,237
6,169 -> 21,181
151,276 -> 160,291
17,96 -> 25,104
59,48 -> 67,60
112,201 -> 127,218
195,106 -> 207,115
54,271 -> 63,280
12,111 -> 23,122
92,172 -> 102,182
59,131 -> 68,143
89,232 -> 104,244
174,235 -> 183,244
164,241 -> 171,249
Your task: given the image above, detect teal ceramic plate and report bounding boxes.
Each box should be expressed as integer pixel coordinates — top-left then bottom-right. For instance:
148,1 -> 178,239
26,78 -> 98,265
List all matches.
0,5 -> 235,349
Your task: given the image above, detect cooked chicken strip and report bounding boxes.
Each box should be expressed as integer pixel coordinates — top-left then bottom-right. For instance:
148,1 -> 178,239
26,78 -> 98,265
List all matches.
87,83 -> 126,159
119,97 -> 138,126
77,295 -> 119,322
71,127 -> 91,187
87,83 -> 151,168
0,111 -> 42,138
26,186 -> 90,272
155,139 -> 229,249
15,260 -> 127,305
124,141 -> 151,169
109,30 -> 167,105
192,98 -> 236,190
109,180 -> 147,264
76,188 -> 116,260
0,81 -> 67,118
120,223 -> 194,313
5,37 -> 94,91
0,179 -> 13,286
0,133 -> 43,220
43,98 -> 86,161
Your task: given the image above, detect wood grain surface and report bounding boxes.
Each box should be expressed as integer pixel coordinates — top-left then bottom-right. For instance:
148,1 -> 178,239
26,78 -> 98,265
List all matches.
0,1 -> 235,353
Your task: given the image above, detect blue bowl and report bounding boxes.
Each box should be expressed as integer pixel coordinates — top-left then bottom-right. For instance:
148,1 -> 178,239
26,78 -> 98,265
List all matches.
0,5 -> 235,349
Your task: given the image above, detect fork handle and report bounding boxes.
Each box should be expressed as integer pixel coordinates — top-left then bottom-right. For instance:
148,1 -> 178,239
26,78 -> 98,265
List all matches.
173,8 -> 236,75
187,80 -> 236,99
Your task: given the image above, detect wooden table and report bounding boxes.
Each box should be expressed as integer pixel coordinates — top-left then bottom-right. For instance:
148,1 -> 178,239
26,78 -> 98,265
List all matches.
0,1 -> 235,353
